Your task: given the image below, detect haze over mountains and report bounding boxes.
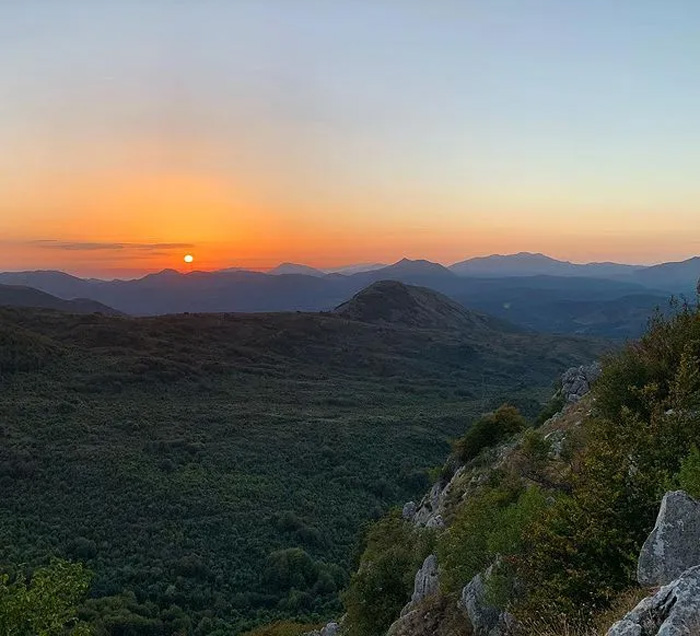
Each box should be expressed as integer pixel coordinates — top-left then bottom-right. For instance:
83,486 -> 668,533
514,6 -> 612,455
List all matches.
1,252 -> 698,338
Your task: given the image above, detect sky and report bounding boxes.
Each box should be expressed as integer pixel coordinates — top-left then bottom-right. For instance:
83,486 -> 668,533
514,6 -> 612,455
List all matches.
2,0 -> 700,278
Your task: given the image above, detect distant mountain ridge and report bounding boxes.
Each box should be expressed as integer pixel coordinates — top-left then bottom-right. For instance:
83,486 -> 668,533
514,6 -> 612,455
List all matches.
449,251 -> 644,279
268,263 -> 327,277
2,252 -> 696,337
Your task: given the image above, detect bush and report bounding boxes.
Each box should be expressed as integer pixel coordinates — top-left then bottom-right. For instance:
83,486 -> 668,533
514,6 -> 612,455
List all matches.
454,405 -> 527,463
437,484 -> 546,598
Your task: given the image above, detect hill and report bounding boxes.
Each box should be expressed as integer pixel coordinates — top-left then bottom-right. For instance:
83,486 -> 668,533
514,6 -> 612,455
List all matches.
0,288 -> 606,634
0,284 -> 121,315
334,281 -> 518,333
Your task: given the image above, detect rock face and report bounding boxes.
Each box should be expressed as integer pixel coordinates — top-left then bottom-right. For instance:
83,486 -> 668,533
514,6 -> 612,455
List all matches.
607,566 -> 700,635
410,555 -> 440,606
388,555 -> 442,634
561,362 -> 601,403
402,501 -> 417,521
637,491 -> 700,587
460,566 -> 515,636
414,482 -> 443,526
413,467 -> 465,528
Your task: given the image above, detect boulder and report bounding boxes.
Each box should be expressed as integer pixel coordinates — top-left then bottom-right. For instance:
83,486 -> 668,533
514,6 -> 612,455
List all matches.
638,491 -> 700,587
460,565 -> 515,636
607,566 -> 700,635
561,362 -> 601,403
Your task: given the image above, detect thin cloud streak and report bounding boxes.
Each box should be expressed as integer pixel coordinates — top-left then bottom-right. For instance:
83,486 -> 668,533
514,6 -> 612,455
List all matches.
27,241 -> 195,252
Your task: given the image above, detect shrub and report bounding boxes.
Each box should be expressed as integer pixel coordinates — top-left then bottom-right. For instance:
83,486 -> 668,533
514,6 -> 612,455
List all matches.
454,405 -> 527,463
438,483 -> 546,598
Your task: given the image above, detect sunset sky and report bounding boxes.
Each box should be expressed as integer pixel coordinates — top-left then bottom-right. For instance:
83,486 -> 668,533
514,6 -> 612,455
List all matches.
3,1 -> 700,278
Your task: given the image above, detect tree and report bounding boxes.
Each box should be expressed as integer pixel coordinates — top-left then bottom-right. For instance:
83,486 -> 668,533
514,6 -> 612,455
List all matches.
0,559 -> 92,635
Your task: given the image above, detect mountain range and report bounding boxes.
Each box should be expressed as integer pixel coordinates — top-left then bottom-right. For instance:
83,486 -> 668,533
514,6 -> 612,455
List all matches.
1,252 -> 698,338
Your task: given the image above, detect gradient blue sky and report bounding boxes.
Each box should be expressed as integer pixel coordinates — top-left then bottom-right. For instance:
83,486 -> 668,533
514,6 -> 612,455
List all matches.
2,1 -> 700,276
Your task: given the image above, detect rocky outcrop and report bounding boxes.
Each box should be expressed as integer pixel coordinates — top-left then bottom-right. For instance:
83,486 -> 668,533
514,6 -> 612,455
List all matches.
607,566 -> 700,635
637,491 -> 700,587
411,467 -> 465,528
304,622 -> 339,636
402,501 -> 417,520
460,565 -> 515,636
413,482 -> 443,526
561,362 -> 601,403
409,555 -> 439,607
388,555 -> 442,634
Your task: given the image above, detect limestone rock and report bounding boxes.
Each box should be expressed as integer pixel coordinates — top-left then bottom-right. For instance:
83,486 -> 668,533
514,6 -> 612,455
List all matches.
397,554 -> 440,619
411,554 -> 439,605
402,501 -> 417,521
638,491 -> 700,587
561,362 -> 601,403
607,566 -> 700,635
413,467 -> 465,527
460,566 -> 515,636
320,623 -> 338,636
304,622 -> 340,636
414,482 -> 443,526
426,514 -> 445,529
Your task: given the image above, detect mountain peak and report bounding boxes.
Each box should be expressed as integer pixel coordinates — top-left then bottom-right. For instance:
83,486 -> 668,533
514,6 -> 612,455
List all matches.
268,262 -> 326,277
380,258 -> 455,277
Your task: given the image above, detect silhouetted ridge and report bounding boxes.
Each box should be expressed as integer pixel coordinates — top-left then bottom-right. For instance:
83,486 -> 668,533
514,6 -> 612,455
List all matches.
0,284 -> 122,315
334,280 -> 511,332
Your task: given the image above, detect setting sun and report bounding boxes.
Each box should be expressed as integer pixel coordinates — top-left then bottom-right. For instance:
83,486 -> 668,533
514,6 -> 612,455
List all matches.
184,254 -> 194,264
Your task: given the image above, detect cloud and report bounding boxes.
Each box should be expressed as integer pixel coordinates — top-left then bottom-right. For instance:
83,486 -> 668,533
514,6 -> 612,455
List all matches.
27,240 -> 195,252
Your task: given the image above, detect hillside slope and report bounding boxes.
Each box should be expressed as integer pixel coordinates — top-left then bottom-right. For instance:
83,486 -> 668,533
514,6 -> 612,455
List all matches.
0,285 -> 606,635
338,303 -> 700,636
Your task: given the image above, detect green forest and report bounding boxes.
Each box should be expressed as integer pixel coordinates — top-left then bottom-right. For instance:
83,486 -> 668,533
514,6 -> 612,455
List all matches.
0,305 -> 603,634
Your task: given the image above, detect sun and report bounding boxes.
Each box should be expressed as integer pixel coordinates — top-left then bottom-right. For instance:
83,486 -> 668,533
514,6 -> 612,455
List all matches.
183,254 -> 194,264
